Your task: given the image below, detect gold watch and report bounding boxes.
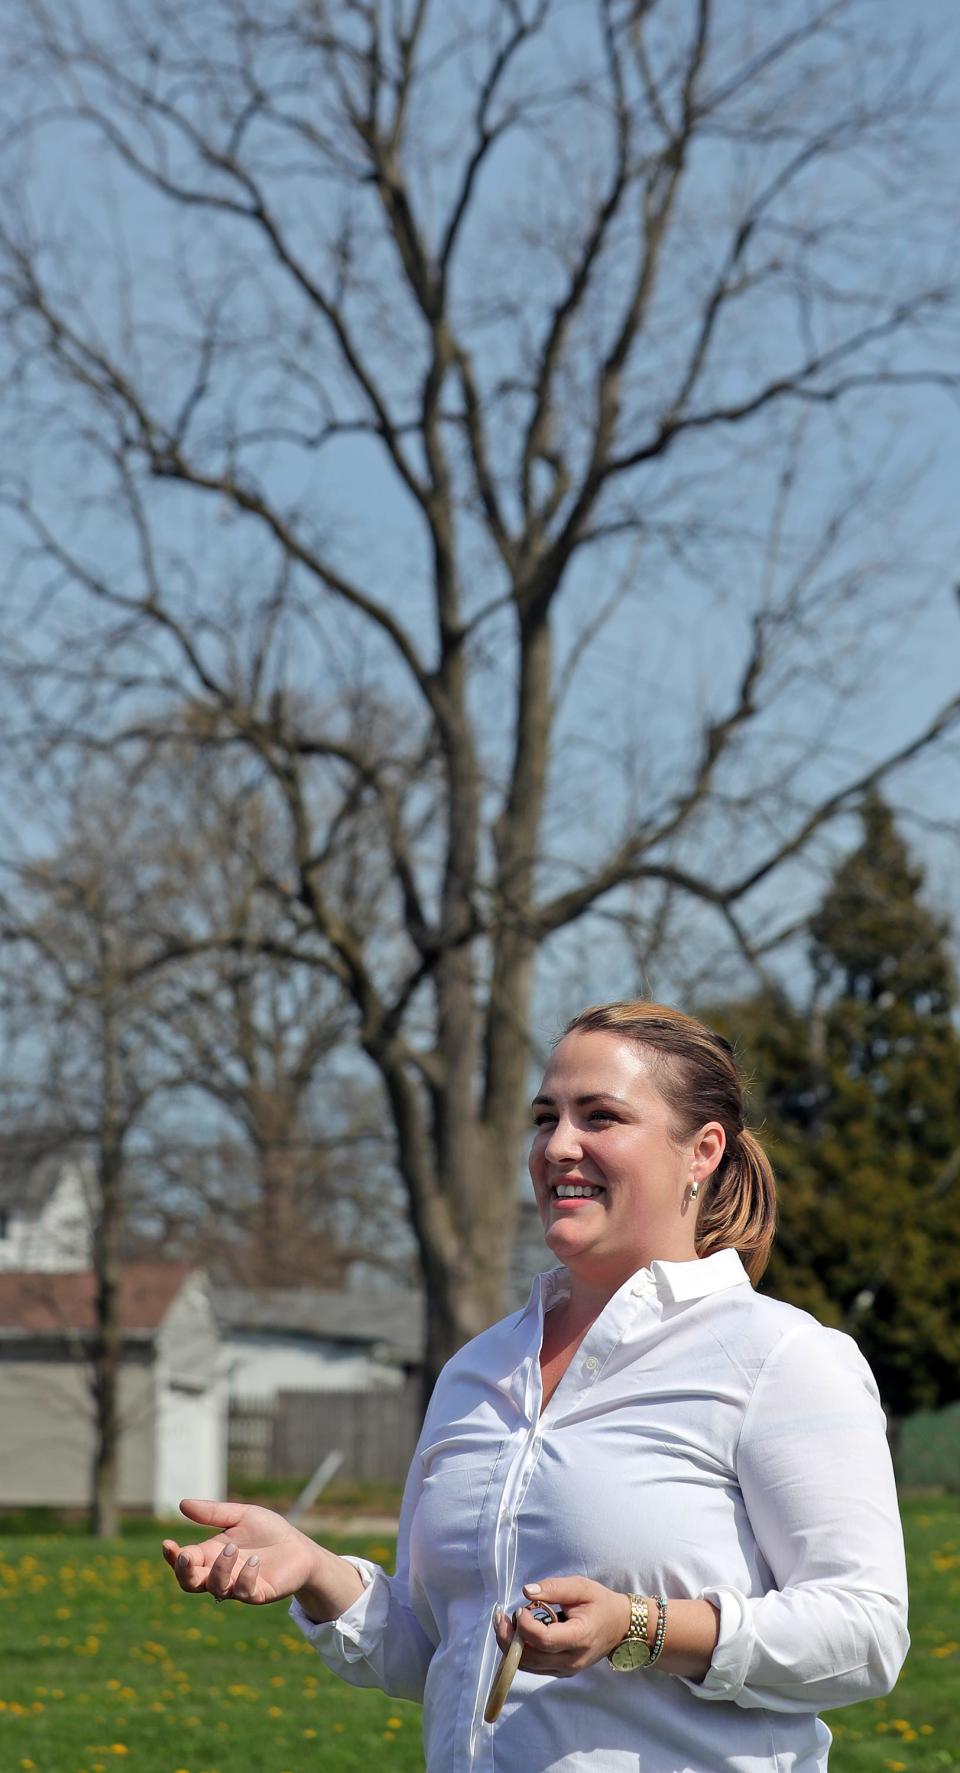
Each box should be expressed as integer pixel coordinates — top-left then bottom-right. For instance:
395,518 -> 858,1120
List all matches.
608,1594 -> 652,1670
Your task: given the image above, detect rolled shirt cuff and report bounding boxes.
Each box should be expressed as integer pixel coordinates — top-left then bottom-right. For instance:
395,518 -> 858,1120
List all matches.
677,1585 -> 753,1701
289,1556 -> 388,1662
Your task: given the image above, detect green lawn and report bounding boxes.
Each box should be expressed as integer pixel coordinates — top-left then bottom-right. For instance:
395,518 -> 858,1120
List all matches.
0,1499 -> 957,1772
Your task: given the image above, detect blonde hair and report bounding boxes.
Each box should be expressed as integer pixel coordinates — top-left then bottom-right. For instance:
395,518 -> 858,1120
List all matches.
562,1001 -> 776,1285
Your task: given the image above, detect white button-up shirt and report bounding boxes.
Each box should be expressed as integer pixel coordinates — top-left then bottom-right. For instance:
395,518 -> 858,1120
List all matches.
292,1249 -> 908,1771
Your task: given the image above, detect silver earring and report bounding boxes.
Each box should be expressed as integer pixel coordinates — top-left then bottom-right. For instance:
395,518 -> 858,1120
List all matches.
690,1181 -> 700,1200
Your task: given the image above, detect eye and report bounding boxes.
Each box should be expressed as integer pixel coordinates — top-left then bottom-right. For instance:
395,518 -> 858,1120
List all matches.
588,1108 -> 617,1123
532,1113 -> 556,1129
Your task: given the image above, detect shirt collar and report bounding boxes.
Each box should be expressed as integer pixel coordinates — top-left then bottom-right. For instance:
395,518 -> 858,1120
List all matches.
651,1247 -> 750,1302
530,1247 -> 750,1312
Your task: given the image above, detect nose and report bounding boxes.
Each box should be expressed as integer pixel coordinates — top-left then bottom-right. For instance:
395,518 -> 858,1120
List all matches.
542,1114 -> 582,1167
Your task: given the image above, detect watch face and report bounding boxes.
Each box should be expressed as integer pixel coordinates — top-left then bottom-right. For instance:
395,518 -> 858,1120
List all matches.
610,1637 -> 653,1671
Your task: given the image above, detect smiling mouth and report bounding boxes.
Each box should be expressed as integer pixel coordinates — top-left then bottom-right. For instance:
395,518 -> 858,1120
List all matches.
550,1183 -> 605,1201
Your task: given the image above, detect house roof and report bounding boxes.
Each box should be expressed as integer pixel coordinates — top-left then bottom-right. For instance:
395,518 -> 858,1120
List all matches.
212,1285 -> 424,1363
0,1263 -> 199,1337
0,1144 -> 84,1213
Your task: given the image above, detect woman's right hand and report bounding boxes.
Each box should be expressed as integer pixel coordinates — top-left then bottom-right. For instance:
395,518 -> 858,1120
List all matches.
161,1497 -> 337,1609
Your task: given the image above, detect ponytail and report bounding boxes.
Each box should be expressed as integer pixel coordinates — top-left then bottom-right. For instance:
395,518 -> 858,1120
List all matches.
695,1126 -> 777,1284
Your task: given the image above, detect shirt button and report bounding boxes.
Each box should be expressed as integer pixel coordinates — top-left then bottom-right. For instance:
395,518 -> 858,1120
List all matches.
584,1355 -> 599,1373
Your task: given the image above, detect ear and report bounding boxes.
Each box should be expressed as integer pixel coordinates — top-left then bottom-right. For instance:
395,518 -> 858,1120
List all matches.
692,1122 -> 725,1181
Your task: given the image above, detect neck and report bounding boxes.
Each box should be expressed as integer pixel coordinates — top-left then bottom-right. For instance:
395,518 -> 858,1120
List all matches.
558,1247 -> 701,1318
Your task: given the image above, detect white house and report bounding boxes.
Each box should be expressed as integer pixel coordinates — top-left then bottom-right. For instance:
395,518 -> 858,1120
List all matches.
213,1284 -> 424,1403
0,1262 -> 226,1515
215,1283 -> 424,1404
0,1154 -> 95,1271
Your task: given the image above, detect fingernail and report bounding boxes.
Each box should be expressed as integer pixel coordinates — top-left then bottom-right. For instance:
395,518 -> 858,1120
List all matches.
223,1542 -> 237,1557
247,1555 -> 260,1568
492,1603 -> 502,1624
176,1553 -> 187,1570
523,1582 -> 541,1596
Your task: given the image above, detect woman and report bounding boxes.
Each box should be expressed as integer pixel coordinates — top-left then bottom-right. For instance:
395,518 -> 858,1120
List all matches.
163,1001 -> 909,1771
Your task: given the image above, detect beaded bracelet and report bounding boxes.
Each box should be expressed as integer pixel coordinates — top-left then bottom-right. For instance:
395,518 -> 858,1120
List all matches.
647,1593 -> 668,1665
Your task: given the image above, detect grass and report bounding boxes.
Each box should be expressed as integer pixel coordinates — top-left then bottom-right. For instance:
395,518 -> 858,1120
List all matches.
0,1523 -> 422,1773
0,1499 -> 957,1772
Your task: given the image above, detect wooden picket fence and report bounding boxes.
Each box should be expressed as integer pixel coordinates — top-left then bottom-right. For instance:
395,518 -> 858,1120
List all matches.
229,1380 -> 423,1486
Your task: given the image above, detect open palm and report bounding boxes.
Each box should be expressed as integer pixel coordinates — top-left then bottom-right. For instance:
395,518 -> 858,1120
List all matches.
161,1498 -> 322,1606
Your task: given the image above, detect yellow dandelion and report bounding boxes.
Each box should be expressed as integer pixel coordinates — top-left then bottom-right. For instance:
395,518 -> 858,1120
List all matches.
110,1750 -> 129,1759
20,1760 -> 36,1770
884,1763 -> 906,1772
267,1704 -> 283,1718
920,1724 -> 935,1734
332,1721 -> 345,1732
383,1730 -> 395,1741
387,1716 -> 403,1727
303,1728 -> 317,1738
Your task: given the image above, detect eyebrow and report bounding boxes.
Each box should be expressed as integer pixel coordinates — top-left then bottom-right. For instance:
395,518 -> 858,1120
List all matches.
530,1091 -> 632,1110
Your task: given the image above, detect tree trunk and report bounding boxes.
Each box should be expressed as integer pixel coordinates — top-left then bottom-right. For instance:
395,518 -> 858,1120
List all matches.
414,1095 -> 539,1409
90,987 -> 125,1539
90,1329 -> 121,1539
90,1164 -> 123,1538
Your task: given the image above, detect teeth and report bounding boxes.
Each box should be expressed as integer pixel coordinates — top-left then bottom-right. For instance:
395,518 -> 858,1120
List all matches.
553,1184 -> 603,1199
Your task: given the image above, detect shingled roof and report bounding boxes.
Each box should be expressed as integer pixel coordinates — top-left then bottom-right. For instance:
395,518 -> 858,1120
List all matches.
212,1284 -> 424,1364
0,1263 -> 199,1337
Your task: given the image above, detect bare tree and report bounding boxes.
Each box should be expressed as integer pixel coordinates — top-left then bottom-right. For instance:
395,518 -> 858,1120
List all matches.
1,0 -> 958,1389
135,752 -> 413,1288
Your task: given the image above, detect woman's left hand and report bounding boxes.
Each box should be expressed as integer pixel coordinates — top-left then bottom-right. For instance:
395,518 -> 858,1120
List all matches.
494,1578 -> 632,1676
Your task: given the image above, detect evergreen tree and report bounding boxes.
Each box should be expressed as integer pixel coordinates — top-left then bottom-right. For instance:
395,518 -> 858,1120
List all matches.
716,796 -> 960,1419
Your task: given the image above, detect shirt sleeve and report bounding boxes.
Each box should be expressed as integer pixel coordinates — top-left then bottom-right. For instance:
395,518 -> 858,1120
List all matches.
680,1322 -> 909,1713
289,1406 -> 439,1703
